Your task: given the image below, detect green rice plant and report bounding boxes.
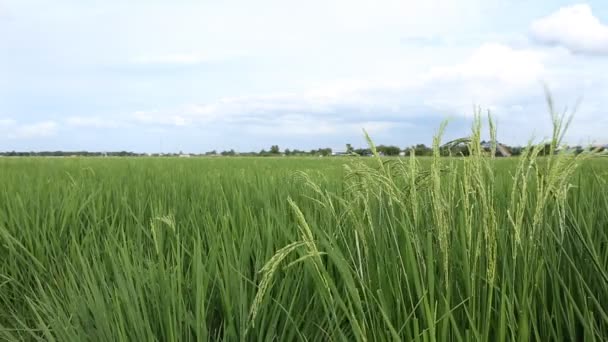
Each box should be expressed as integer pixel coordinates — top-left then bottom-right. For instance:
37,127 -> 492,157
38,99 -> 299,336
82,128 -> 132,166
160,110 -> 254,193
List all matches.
0,101 -> 607,341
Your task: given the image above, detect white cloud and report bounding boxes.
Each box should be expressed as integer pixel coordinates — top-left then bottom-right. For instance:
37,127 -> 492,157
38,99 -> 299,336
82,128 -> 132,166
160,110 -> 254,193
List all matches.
131,86 -> 415,140
66,116 -> 123,128
0,118 -> 17,126
133,110 -> 191,126
423,43 -> 547,115
0,120 -> 58,139
132,87 -> 394,128
243,118 -> 397,137
4,0 -> 608,151
16,121 -> 58,138
129,43 -> 548,133
125,40 -> 608,146
531,4 -> 608,55
428,43 -> 545,85
131,53 -> 216,65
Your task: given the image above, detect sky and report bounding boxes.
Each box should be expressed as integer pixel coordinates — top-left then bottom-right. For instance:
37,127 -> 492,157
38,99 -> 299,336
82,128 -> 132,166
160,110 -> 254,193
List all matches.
1,0 -> 608,153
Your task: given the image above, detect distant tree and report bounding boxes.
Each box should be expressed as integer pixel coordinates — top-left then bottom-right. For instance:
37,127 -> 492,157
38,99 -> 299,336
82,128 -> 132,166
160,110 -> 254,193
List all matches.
354,148 -> 372,156
508,146 -> 522,156
284,148 -> 291,155
376,145 -> 401,156
413,144 -> 432,156
308,148 -> 332,156
270,145 -> 280,154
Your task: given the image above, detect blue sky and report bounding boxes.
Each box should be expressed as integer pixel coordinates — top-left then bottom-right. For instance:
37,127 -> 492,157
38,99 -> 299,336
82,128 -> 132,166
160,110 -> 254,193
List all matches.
1,0 -> 607,152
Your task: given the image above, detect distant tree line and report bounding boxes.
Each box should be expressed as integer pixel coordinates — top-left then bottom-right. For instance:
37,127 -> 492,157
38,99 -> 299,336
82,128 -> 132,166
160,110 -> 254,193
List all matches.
0,151 -> 145,157
1,143 -> 603,158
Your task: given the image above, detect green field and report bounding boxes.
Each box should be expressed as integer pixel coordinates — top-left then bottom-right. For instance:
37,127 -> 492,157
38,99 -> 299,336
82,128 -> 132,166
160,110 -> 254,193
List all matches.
1,126 -> 608,340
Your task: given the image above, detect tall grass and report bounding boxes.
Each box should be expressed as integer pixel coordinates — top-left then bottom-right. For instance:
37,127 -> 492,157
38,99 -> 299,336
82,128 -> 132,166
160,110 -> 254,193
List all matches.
1,112 -> 607,340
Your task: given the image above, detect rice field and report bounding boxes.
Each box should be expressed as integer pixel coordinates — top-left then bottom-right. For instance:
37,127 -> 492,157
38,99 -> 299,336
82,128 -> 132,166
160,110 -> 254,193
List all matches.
1,118 -> 608,341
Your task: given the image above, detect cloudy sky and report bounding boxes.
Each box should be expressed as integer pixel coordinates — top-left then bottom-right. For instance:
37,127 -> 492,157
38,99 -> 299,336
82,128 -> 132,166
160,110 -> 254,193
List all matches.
1,1 -> 607,152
